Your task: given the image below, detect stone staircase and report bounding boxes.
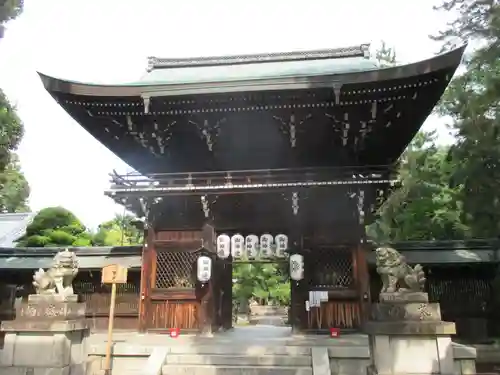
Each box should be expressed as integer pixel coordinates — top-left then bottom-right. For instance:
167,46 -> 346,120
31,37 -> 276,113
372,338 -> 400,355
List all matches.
161,344 -> 313,375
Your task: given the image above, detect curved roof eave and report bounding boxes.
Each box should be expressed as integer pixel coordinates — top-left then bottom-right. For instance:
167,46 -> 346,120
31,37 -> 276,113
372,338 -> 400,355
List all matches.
38,45 -> 467,98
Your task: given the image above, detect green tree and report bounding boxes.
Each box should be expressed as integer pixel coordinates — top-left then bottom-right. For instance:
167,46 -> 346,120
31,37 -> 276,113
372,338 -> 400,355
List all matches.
93,214 -> 143,246
0,91 -> 23,172
366,41 -> 469,242
367,132 -> 467,242
0,0 -> 24,167
16,207 -> 93,247
433,0 -> 500,238
0,2 -> 29,213
0,153 -> 29,212
233,263 -> 290,306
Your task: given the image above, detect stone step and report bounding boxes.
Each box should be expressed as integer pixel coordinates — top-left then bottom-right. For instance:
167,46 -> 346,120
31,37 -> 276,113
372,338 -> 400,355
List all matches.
165,354 -> 312,367
162,365 -> 313,375
167,345 -> 311,356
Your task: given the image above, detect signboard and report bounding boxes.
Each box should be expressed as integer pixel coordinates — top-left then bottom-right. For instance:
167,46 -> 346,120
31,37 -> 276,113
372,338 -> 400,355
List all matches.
101,264 -> 129,374
102,264 -> 128,284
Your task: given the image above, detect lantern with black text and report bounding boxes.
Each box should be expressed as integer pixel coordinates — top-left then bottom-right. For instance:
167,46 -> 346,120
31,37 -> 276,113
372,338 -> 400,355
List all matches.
197,256 -> 212,283
275,234 -> 288,258
289,254 -> 304,281
216,234 -> 231,259
259,234 -> 274,258
245,234 -> 259,259
231,234 -> 245,258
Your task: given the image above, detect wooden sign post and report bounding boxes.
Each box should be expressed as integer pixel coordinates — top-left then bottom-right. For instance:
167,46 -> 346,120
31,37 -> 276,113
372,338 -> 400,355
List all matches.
101,264 -> 128,375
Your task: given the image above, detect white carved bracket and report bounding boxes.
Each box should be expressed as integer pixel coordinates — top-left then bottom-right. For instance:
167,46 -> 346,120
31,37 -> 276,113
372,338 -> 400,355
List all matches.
332,83 -> 343,105
189,118 -> 226,151
124,115 -> 176,156
325,112 -> 350,146
200,195 -> 218,219
272,113 -> 312,148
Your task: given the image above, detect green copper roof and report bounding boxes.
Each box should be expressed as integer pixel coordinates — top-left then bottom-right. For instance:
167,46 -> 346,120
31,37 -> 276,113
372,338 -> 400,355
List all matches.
136,56 -> 379,86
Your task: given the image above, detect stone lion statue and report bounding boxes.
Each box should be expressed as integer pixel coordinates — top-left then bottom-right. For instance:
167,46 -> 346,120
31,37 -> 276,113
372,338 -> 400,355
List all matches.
32,249 -> 79,296
375,247 -> 426,293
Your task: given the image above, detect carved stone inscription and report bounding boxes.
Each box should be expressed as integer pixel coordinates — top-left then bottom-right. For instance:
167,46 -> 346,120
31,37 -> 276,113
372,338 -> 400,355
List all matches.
370,302 -> 441,322
18,301 -> 86,321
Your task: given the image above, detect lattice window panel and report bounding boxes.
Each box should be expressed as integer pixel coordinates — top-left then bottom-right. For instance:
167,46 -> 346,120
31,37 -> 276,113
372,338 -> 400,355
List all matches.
155,251 -> 197,289
310,247 -> 354,288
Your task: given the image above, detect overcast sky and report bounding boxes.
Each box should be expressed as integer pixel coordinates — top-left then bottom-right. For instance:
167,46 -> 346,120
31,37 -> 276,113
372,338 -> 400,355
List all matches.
0,0 -> 456,228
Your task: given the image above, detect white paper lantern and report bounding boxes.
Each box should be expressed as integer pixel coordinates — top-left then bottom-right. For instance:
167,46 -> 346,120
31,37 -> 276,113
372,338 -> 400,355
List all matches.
216,234 -> 231,259
231,234 -> 245,258
245,234 -> 259,259
290,254 -> 304,281
275,234 -> 288,258
259,234 -> 274,258
197,255 -> 212,283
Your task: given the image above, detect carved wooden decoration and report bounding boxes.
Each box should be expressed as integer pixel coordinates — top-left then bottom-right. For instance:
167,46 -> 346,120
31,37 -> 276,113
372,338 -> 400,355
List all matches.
189,118 -> 226,151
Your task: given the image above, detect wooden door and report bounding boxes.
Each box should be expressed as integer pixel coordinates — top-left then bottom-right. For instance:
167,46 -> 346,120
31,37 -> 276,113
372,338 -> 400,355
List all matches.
302,244 -> 363,331
141,230 -> 202,332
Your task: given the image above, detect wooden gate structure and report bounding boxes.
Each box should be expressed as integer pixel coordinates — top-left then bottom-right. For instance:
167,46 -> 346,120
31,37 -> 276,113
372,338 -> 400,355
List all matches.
39,44 -> 465,334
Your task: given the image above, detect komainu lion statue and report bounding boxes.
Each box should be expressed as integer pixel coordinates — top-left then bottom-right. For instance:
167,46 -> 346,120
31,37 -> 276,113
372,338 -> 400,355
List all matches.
375,247 -> 426,293
32,249 -> 79,296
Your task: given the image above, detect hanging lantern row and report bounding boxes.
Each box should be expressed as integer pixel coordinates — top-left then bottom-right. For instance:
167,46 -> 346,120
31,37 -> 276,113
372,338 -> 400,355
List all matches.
216,234 -> 288,259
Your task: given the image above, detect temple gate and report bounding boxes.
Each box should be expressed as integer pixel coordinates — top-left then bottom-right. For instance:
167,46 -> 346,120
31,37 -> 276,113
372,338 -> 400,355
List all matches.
38,44 -> 465,334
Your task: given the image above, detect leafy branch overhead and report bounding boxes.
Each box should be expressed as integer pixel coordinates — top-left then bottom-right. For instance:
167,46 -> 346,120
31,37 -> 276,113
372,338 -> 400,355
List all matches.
0,0 -> 23,38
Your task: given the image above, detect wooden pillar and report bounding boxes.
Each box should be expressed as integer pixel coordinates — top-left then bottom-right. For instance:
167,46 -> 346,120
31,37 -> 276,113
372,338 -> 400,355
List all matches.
290,209 -> 303,334
197,275 -> 214,336
138,227 -> 155,332
356,243 -> 371,325
222,261 -> 233,330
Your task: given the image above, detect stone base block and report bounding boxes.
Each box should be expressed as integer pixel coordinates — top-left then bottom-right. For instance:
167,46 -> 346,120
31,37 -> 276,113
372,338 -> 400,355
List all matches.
379,292 -> 429,303
0,321 -> 89,375
369,334 -> 455,375
364,320 -> 456,335
371,302 -> 441,322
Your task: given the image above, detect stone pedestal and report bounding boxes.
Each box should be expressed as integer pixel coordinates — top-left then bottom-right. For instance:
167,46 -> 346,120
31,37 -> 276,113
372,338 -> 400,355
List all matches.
0,295 -> 89,375
364,292 -> 457,375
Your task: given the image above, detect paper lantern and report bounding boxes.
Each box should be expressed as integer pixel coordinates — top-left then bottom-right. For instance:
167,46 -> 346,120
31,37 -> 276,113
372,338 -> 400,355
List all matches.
245,234 -> 259,259
275,234 -> 288,258
216,234 -> 231,259
231,234 -> 245,258
289,254 -> 304,281
197,256 -> 212,283
259,234 -> 274,258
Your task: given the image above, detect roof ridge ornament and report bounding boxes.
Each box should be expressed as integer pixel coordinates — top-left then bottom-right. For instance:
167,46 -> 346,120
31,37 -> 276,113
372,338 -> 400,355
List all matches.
146,44 -> 371,71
